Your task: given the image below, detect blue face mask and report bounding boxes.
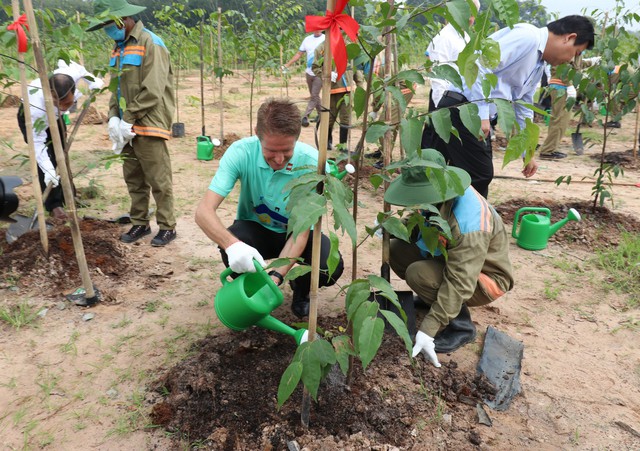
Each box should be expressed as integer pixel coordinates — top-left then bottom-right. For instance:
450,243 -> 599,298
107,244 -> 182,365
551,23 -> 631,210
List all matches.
104,22 -> 126,42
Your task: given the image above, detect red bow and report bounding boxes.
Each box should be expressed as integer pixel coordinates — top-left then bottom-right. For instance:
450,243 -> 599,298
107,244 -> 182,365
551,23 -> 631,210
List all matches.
7,14 -> 29,53
305,0 -> 359,80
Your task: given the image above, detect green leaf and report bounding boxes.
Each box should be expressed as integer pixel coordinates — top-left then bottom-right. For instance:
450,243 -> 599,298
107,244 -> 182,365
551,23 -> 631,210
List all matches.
429,64 -> 463,91
494,98 -> 517,137
458,103 -> 482,139
277,361 -> 302,408
425,165 -> 448,200
396,69 -> 424,86
287,192 -> 326,240
380,310 -> 412,355
443,0 -> 471,37
380,216 -> 409,242
327,232 -> 341,280
367,275 -> 401,315
479,39 -> 501,70
492,0 -> 520,27
311,339 -> 337,366
430,108 -> 453,144
345,280 -> 371,320
358,317 -> 385,369
283,265 -> 312,283
354,86 -> 367,119
352,301 -> 379,353
400,117 -> 423,157
267,257 -> 301,269
365,123 -> 391,143
502,118 -> 539,167
332,335 -> 354,376
457,44 -> 479,87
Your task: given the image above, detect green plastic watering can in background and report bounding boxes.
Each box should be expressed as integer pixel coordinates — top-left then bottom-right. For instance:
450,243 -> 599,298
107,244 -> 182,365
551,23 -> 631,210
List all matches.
196,136 -> 221,161
326,160 -> 355,180
512,207 -> 581,250
214,260 -> 307,345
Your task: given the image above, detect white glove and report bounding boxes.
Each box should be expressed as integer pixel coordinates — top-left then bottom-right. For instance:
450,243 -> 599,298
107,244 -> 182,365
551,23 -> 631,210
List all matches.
88,77 -> 104,91
584,56 -> 601,65
108,117 -> 124,153
119,120 -> 136,143
368,110 -> 378,122
225,241 -> 266,273
566,85 -> 577,99
373,218 -> 383,239
44,171 -> 60,188
412,331 -> 441,368
331,71 -> 338,83
281,65 -> 288,73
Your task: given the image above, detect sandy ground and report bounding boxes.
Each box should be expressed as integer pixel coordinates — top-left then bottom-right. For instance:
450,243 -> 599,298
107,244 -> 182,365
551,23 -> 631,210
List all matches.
1,70 -> 639,450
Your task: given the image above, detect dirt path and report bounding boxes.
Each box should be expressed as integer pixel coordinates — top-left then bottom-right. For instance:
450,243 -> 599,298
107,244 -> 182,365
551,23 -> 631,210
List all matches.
0,71 -> 639,450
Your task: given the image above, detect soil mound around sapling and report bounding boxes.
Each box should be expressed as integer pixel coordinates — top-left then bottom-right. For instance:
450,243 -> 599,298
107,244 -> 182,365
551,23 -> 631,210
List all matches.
0,218 -> 130,291
590,149 -> 639,169
0,95 -> 20,108
495,198 -> 640,249
150,315 -> 496,449
213,133 -> 242,159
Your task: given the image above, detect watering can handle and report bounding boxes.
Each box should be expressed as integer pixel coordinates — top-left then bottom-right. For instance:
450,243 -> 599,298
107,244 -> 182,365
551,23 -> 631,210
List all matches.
512,207 -> 551,239
219,259 -> 272,286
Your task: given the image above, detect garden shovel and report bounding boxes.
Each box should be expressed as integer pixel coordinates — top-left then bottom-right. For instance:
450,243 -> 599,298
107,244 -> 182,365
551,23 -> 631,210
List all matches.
571,121 -> 584,155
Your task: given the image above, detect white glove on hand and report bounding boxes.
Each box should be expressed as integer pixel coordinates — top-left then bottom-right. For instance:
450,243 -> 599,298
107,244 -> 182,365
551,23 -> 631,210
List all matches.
372,218 -> 383,239
281,65 -> 288,73
108,117 -> 124,153
368,110 -> 378,122
44,171 -> 60,188
119,120 -> 136,143
88,77 -> 105,91
226,241 -> 267,273
412,331 -> 441,368
566,85 -> 577,99
584,56 -> 602,65
331,71 -> 338,83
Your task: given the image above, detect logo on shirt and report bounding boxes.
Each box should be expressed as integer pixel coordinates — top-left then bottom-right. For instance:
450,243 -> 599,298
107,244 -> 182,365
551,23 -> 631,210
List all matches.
285,162 -> 293,171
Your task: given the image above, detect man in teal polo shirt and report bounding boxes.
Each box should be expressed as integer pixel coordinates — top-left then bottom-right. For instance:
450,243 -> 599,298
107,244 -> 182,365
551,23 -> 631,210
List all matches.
195,98 -> 344,318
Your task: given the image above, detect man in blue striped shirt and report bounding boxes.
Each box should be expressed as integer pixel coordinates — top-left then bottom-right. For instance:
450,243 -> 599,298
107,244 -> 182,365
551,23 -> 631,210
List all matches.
428,15 -> 595,199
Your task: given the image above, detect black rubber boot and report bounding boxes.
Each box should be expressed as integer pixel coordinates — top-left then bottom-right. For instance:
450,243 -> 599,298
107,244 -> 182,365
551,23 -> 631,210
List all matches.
339,125 -> 349,145
433,304 -> 476,353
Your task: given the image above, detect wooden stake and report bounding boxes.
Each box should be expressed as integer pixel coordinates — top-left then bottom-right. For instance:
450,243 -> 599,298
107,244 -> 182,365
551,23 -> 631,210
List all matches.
23,0 -> 96,300
301,0 -> 335,429
217,8 -> 224,141
12,0 -> 48,255
633,104 -> 639,161
200,15 -> 206,137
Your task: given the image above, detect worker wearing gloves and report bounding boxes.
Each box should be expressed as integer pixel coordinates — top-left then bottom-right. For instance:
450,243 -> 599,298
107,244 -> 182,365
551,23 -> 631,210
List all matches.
87,0 -> 177,247
385,150 -> 514,367
539,55 -> 601,159
195,98 -> 344,318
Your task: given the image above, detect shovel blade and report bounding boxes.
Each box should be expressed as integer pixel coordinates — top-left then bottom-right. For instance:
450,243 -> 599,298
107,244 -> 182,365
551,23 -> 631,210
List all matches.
5,214 -> 51,243
571,132 -> 584,155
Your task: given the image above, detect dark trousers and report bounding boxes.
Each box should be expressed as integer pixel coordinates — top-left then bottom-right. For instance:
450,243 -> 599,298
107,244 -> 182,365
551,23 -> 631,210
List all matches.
420,93 -> 493,198
17,105 -> 67,212
219,220 -> 344,296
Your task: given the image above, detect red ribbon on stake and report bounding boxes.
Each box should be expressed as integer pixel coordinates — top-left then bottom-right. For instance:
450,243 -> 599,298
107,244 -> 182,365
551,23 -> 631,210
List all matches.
305,0 -> 359,79
7,14 -> 29,53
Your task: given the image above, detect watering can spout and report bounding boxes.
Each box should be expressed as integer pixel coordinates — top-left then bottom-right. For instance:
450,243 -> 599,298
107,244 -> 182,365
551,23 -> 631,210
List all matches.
548,208 -> 581,237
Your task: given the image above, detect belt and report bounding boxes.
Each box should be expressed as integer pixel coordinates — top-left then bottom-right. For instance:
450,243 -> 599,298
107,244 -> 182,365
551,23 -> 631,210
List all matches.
443,90 -> 467,103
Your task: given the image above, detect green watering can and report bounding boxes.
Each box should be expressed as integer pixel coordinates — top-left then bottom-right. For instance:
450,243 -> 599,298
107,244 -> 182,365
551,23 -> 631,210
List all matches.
214,260 -> 307,345
512,207 -> 581,250
196,136 -> 221,161
326,160 -> 355,180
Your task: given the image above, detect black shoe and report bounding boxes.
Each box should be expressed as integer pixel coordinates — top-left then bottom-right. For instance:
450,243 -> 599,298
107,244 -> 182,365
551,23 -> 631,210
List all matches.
539,151 -> 567,160
120,225 -> 151,243
433,304 -> 477,353
365,150 -> 382,159
373,160 -> 384,169
291,290 -> 310,318
301,116 -> 310,127
151,229 -> 177,247
605,121 -> 621,128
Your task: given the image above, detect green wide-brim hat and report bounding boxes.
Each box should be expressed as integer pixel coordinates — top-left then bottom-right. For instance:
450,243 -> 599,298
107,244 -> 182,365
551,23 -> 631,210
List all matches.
384,149 -> 471,206
86,0 -> 147,31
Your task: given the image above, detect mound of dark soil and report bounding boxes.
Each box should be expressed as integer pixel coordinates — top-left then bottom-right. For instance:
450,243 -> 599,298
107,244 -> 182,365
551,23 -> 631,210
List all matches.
150,316 -> 495,449
589,149 -> 639,169
0,218 -> 130,291
213,133 -> 242,159
495,198 -> 640,249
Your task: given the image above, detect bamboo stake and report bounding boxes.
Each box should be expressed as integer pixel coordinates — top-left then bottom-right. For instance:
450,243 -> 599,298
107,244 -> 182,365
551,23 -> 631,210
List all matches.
301,0 -> 335,429
380,0 -> 395,283
12,0 -> 48,255
280,43 -> 284,97
77,11 -> 84,67
217,8 -> 224,141
633,103 -> 639,160
23,0 -> 96,301
200,15 -> 206,137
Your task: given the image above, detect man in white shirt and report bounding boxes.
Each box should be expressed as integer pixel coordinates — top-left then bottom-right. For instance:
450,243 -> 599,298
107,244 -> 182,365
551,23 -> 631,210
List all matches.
427,15 -> 595,199
283,31 -> 325,127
